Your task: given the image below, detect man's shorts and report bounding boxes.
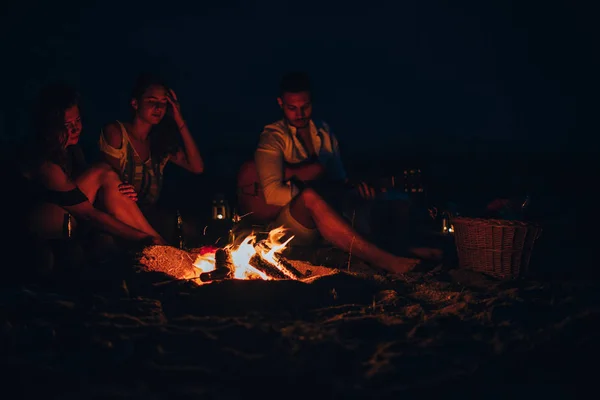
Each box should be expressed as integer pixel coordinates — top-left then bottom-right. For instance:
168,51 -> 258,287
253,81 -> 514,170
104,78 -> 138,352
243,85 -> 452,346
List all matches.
269,202 -> 319,246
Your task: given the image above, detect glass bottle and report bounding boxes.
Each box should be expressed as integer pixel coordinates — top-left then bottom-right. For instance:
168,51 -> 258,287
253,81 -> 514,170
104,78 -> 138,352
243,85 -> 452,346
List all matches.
176,209 -> 185,249
63,212 -> 73,239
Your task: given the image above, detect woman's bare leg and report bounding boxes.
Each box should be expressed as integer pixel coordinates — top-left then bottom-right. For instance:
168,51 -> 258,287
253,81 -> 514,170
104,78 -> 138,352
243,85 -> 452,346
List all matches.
76,163 -> 162,239
289,188 -> 420,274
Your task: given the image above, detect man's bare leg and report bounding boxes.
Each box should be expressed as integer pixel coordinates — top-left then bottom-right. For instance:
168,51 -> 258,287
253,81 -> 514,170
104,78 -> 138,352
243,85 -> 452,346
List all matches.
289,188 -> 420,274
76,163 -> 163,239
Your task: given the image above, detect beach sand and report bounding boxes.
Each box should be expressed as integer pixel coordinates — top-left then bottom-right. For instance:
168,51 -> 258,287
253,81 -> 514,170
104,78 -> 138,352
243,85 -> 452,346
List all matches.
1,244 -> 598,398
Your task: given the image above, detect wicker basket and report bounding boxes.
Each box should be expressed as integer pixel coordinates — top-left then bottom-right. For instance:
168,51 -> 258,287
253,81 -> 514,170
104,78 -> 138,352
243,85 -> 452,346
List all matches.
451,217 -> 542,279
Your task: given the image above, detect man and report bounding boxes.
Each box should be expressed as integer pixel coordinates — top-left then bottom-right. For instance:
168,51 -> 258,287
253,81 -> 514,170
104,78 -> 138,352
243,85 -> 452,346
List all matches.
248,72 -> 421,274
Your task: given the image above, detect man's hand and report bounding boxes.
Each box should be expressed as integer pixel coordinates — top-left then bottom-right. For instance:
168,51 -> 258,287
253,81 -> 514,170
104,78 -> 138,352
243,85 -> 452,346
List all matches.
348,180 -> 376,200
285,157 -> 326,183
118,183 -> 138,202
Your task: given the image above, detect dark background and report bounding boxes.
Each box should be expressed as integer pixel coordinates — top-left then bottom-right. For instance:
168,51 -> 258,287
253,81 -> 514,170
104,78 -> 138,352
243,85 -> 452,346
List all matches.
0,0 -> 589,217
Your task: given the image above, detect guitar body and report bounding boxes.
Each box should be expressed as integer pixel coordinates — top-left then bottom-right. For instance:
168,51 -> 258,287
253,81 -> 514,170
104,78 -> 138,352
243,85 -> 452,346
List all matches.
236,157 -> 340,223
236,160 -> 283,223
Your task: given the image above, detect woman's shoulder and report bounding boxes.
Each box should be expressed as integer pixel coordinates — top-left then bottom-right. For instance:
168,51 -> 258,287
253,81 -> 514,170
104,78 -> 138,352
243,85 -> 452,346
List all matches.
103,120 -> 126,133
102,120 -> 126,145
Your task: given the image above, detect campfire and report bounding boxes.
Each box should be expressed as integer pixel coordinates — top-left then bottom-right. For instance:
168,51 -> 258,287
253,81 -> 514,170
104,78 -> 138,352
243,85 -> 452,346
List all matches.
192,226 -> 305,283
137,226 -> 317,284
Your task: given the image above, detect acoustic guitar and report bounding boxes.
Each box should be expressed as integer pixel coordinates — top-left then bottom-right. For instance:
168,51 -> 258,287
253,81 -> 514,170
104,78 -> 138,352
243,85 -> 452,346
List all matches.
237,159 -> 421,223
236,159 -> 284,223
236,157 -> 328,223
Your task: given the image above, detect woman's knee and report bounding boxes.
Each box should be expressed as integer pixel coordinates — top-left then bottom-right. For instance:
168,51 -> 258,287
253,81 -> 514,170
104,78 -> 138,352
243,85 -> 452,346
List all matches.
81,162 -> 118,185
77,163 -> 120,199
94,163 -> 120,183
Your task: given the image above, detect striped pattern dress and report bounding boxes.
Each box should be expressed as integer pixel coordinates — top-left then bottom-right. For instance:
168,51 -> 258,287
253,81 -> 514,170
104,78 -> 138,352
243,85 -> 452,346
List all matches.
99,121 -> 169,207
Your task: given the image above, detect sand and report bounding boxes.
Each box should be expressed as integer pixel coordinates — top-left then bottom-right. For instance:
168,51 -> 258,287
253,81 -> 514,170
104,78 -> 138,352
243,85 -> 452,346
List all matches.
1,245 -> 599,398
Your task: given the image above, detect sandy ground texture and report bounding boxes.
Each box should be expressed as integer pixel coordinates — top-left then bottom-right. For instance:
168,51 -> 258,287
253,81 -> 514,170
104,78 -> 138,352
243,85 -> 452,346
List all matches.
1,244 -> 599,399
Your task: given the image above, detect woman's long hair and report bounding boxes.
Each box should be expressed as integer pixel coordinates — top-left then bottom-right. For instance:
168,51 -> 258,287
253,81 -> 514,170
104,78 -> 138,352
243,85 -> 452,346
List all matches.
29,83 -> 80,172
131,73 -> 180,163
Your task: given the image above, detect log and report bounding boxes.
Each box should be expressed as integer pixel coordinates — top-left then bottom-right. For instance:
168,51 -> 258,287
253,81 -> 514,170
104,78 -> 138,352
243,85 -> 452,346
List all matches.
215,248 -> 234,272
272,253 -> 304,280
199,248 -> 234,283
251,242 -> 305,280
248,254 -> 287,280
199,267 -> 232,282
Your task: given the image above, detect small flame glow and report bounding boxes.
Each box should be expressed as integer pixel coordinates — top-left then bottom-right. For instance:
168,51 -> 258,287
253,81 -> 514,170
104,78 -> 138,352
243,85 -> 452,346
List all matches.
192,226 -> 294,283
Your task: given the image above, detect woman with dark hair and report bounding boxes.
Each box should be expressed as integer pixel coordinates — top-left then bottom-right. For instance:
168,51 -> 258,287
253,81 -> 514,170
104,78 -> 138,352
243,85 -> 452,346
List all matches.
12,83 -> 167,278
99,73 -> 204,243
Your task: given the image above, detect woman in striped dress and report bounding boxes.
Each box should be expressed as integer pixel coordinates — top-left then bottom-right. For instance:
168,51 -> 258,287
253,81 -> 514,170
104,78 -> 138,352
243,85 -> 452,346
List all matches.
99,74 -> 204,244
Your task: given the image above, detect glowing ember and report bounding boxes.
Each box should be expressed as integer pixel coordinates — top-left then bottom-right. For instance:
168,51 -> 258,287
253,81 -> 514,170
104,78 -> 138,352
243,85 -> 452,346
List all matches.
192,226 -> 294,283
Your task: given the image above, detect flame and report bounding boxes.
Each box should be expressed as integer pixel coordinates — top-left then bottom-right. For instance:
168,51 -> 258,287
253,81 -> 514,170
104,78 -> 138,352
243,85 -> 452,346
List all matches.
192,226 -> 294,283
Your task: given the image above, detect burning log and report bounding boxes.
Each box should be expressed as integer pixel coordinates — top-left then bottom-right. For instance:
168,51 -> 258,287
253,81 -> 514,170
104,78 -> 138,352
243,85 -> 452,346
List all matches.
199,248 -> 233,282
215,248 -> 234,272
250,242 -> 305,280
248,254 -> 287,280
272,253 -> 304,280
199,267 -> 232,282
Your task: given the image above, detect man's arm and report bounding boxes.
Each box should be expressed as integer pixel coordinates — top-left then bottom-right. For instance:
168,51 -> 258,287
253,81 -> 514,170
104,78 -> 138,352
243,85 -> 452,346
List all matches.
254,130 -> 298,206
284,157 -> 325,182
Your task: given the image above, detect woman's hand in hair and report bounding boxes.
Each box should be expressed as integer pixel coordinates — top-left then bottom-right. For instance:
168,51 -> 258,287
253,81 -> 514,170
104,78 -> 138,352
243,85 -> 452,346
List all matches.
166,88 -> 184,126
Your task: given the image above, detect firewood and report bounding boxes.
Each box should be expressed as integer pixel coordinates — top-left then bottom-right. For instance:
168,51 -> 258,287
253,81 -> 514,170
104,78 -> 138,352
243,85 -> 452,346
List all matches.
248,254 -> 287,280
253,242 -> 304,280
199,267 -> 232,283
215,248 -> 234,272
272,253 -> 304,279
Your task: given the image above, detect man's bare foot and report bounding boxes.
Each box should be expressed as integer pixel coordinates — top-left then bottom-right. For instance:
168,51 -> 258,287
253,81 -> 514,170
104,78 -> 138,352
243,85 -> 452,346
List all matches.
384,256 -> 421,274
409,247 -> 444,262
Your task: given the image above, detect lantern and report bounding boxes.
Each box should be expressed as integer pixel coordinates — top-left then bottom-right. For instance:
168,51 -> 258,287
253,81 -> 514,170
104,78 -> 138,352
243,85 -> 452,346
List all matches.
441,215 -> 449,234
212,193 -> 230,221
441,212 -> 454,235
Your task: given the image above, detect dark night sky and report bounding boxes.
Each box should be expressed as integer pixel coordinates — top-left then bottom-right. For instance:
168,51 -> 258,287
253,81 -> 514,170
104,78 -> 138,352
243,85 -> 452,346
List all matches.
0,0 -> 586,177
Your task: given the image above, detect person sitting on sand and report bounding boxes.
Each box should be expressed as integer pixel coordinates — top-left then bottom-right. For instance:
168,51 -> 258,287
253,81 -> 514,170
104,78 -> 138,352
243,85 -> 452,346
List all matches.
99,73 -> 204,245
11,83 -> 167,278
238,72 -> 422,275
